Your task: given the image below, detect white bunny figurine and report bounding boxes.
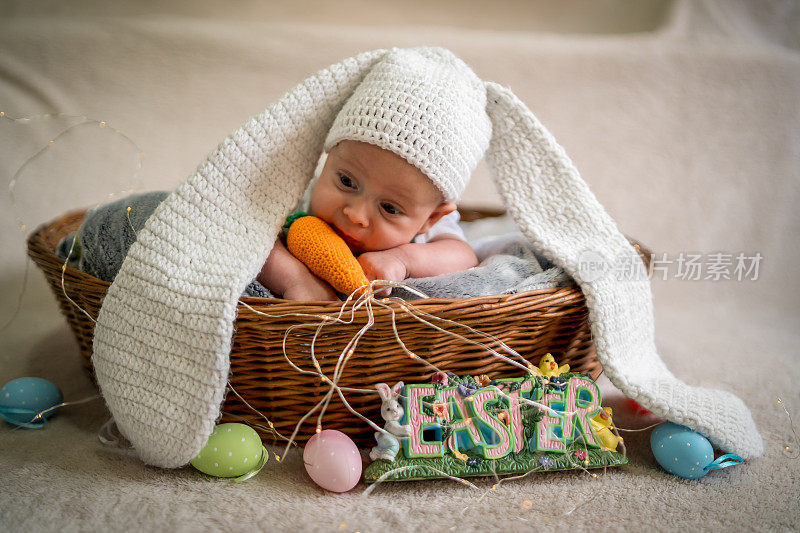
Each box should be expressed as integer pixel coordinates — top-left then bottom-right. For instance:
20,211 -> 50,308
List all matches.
369,382 -> 412,462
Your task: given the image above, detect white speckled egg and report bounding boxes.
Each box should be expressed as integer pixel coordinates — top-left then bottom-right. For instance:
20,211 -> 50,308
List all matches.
0,377 -> 63,428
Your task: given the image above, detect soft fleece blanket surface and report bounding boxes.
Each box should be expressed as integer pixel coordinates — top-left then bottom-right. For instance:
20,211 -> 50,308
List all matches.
1,1 -> 798,531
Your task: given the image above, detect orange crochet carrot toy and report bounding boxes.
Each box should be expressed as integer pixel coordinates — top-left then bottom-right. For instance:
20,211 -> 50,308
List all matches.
284,212 -> 370,296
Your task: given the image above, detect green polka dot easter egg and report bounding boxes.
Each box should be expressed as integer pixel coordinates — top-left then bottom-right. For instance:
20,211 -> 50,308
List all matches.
191,423 -> 265,478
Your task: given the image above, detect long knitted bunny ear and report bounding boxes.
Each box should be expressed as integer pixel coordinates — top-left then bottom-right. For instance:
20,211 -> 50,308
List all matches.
91,49 -> 388,468
483,81 -> 763,459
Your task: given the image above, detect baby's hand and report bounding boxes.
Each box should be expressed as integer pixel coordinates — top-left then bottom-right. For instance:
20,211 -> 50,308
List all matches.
357,250 -> 407,296
258,238 -> 340,302
282,273 -> 339,302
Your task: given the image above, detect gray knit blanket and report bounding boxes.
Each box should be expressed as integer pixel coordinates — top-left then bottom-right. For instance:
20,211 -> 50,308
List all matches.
56,191 -> 569,299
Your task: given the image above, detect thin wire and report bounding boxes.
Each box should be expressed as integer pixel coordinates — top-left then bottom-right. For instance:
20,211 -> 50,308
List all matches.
59,230 -> 97,324
6,113 -> 144,232
0,256 -> 30,332
225,381 -> 293,444
5,394 -> 101,432
362,464 -> 480,497
4,112 -> 144,327
615,422 -> 664,433
777,396 -> 799,459
382,296 -> 533,373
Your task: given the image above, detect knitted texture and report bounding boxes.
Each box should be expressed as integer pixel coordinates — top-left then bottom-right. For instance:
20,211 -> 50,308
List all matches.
93,47 -> 763,468
286,215 -> 369,295
484,81 -> 763,458
323,48 -> 491,202
92,49 -> 388,468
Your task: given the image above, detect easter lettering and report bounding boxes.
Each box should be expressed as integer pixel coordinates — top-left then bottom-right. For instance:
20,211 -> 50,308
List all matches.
363,364 -> 629,483
403,376 -> 602,459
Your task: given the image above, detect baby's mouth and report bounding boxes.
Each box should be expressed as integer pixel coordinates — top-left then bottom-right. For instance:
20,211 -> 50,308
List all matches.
332,225 -> 363,254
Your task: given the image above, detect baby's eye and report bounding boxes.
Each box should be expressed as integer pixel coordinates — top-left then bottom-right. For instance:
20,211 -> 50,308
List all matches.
381,203 -> 401,215
338,174 -> 356,189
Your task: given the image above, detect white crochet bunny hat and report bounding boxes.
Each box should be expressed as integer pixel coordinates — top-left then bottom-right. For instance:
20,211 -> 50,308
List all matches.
322,49 -> 490,202
92,47 -> 763,468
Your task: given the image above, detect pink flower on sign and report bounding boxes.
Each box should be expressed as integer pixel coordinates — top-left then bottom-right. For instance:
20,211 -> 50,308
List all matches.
432,401 -> 447,418
574,450 -> 588,461
431,372 -> 449,386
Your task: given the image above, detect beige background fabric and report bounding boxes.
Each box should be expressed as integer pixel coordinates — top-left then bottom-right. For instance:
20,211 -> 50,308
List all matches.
1,1 -> 798,531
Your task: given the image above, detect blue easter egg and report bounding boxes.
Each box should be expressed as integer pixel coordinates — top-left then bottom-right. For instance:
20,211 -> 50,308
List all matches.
0,377 -> 63,428
651,422 -> 714,479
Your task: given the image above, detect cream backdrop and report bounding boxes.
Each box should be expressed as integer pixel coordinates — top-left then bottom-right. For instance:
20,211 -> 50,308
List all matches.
1,1 -> 798,531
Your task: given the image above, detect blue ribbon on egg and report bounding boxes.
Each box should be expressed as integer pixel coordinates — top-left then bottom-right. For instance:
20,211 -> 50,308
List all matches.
704,454 -> 743,472
0,405 -> 47,428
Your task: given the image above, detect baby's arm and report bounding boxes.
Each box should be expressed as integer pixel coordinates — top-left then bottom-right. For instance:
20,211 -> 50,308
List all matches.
257,238 -> 339,301
358,236 -> 478,288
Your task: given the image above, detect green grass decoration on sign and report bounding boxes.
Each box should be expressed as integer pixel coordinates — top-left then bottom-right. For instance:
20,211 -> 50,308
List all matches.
363,444 -> 627,483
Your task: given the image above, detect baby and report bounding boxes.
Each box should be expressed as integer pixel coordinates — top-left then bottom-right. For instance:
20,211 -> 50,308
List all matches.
257,139 -> 478,300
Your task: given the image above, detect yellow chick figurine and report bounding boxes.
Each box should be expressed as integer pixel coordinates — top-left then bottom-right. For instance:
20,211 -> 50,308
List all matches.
534,353 -> 570,378
589,407 -> 621,452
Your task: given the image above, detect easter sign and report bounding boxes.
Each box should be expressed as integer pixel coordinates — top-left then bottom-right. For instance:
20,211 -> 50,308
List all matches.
363,359 -> 628,483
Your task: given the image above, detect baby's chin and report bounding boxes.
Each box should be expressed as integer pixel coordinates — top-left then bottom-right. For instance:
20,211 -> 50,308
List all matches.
344,240 -> 365,255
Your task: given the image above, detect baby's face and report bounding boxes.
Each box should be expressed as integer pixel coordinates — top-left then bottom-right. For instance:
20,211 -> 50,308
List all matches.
310,140 -> 454,254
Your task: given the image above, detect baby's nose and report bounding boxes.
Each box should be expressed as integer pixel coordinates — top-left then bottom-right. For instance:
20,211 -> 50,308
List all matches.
343,203 -> 369,227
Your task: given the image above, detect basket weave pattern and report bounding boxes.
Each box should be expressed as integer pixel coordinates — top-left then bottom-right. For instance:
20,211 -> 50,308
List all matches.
28,210 -> 648,447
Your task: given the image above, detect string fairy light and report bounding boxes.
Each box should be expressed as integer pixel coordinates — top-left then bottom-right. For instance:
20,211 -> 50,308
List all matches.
3,394 -> 101,433
59,229 -> 97,324
777,396 -> 799,459
225,380 -> 293,445
2,111 -> 145,330
4,111 -> 145,233
362,464 -> 481,497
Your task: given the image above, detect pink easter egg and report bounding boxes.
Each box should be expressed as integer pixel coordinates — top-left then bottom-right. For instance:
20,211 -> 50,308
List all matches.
303,429 -> 362,492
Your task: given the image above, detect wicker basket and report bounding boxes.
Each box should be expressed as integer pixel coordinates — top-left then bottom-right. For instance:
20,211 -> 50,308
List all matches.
27,209 -> 650,447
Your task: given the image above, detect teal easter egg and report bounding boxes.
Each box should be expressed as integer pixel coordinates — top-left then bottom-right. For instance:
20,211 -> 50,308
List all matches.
0,377 -> 63,428
651,422 -> 714,479
190,423 -> 265,478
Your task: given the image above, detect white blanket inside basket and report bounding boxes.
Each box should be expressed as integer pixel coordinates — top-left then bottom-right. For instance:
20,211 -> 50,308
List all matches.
397,230 -> 573,300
